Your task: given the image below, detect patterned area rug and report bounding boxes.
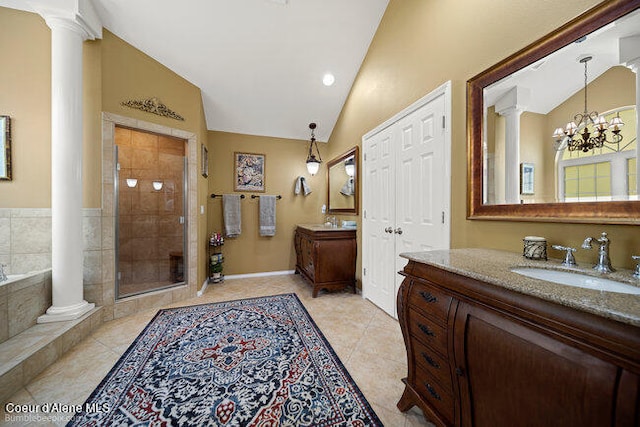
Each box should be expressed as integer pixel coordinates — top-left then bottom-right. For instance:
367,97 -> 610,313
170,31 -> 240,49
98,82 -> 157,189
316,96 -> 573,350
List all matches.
68,293 -> 381,426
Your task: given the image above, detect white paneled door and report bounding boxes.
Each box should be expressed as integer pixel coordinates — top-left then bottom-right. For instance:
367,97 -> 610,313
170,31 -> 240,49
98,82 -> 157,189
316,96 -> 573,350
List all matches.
362,82 -> 451,318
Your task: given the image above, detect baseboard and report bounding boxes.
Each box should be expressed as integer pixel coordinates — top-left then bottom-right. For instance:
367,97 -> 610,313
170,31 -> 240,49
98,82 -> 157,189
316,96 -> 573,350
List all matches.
197,278 -> 209,297
225,270 -> 296,280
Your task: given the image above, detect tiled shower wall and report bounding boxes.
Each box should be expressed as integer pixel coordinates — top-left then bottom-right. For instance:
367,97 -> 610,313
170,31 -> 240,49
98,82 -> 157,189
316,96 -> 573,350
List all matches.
116,127 -> 186,294
102,113 -> 199,321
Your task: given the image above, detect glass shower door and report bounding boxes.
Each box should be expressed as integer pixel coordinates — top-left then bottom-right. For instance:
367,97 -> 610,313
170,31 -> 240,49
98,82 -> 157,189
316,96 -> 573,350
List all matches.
115,127 -> 187,299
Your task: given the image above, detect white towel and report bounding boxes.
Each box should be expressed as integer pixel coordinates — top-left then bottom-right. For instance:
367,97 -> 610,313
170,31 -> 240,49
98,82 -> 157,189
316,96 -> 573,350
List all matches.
223,194 -> 241,237
340,177 -> 354,196
294,176 -> 312,196
259,195 -> 276,237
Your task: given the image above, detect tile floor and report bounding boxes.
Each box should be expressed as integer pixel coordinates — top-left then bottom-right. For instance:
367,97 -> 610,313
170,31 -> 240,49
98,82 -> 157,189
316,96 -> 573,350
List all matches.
1,274 -> 433,427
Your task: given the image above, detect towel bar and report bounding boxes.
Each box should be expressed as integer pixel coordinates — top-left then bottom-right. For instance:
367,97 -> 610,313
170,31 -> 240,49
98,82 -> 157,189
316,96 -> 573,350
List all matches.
251,194 -> 282,199
211,193 -> 245,199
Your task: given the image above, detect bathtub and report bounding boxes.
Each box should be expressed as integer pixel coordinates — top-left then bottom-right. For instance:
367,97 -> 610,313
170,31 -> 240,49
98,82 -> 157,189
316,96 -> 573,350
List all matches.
0,269 -> 52,345
2,274 -> 28,286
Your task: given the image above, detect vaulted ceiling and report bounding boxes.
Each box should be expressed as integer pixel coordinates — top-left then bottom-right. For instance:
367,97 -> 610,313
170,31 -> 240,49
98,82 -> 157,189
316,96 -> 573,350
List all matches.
2,0 -> 389,142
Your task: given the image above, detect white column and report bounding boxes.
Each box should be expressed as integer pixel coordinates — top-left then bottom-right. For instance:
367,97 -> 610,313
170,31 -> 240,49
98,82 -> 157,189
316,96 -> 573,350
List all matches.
500,107 -> 524,204
495,86 -> 529,204
620,36 -> 640,199
33,1 -> 102,323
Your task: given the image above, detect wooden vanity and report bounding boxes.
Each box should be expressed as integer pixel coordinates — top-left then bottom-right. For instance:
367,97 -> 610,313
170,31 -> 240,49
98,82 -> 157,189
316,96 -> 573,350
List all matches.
294,224 -> 357,297
397,249 -> 640,427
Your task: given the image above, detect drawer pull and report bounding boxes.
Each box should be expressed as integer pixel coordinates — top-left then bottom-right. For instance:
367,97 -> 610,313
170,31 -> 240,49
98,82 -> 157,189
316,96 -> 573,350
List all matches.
418,323 -> 436,337
424,382 -> 442,401
419,291 -> 437,303
421,352 -> 440,369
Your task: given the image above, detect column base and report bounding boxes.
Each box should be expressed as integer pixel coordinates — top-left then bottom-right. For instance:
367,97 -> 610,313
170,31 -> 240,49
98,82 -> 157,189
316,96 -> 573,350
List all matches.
37,300 -> 95,323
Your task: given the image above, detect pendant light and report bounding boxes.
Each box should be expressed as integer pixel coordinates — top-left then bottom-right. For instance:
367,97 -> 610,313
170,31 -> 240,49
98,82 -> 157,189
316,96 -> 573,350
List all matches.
306,122 -> 322,175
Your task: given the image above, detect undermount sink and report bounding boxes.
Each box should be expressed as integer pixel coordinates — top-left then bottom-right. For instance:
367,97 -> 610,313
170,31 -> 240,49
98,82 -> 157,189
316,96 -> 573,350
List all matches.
511,267 -> 640,295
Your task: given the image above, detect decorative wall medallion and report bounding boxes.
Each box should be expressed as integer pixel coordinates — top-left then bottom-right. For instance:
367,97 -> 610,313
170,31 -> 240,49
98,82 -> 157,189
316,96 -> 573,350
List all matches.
121,97 -> 185,121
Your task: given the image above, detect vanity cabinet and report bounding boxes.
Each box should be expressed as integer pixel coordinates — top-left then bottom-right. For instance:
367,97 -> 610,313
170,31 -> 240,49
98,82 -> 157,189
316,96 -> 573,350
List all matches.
294,225 -> 357,297
397,260 -> 640,427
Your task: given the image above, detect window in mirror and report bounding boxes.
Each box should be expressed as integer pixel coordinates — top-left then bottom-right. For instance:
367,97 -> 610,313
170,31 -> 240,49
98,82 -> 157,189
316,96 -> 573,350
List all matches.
0,116 -> 11,181
557,106 -> 637,202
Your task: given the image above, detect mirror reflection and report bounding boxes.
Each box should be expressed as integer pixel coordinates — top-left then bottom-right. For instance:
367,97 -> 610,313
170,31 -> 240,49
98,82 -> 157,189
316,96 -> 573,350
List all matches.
327,147 -> 359,214
482,8 -> 639,206
0,116 -> 11,181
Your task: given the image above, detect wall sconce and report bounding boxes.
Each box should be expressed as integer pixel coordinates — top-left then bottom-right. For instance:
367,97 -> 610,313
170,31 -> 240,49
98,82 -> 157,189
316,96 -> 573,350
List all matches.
126,178 -> 138,188
306,122 -> 322,176
152,181 -> 163,191
344,158 -> 355,177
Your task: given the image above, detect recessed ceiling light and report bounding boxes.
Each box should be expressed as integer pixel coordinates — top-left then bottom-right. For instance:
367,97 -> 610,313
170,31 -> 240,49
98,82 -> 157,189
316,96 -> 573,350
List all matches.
322,73 -> 335,86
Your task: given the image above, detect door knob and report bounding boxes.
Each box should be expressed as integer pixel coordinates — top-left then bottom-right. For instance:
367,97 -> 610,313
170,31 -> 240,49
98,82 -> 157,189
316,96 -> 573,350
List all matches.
394,227 -> 403,235
384,227 -> 393,233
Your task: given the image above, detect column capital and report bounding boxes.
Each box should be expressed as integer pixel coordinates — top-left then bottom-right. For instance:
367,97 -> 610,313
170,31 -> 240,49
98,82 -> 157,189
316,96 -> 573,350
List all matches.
620,35 -> 640,74
28,0 -> 102,40
495,86 -> 530,117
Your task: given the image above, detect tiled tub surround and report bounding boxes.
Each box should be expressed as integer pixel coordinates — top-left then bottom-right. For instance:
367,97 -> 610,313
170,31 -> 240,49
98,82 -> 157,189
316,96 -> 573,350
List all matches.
400,248 -> 640,326
0,270 -> 52,345
0,208 -> 109,313
0,307 -> 102,406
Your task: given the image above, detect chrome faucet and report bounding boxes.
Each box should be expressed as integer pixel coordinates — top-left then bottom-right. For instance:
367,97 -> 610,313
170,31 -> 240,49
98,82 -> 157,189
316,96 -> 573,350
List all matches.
581,232 -> 615,273
0,264 -> 7,282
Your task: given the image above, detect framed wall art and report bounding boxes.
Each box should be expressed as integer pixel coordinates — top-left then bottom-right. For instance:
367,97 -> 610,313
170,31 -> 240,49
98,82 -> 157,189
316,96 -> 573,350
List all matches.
520,162 -> 534,195
234,152 -> 265,192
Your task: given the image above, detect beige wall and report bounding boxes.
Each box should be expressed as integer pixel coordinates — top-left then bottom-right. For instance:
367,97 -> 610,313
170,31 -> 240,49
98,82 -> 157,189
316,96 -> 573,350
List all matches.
327,0 -> 640,270
207,131 -> 325,275
0,8 -> 211,286
0,8 -> 51,207
101,30 -> 211,286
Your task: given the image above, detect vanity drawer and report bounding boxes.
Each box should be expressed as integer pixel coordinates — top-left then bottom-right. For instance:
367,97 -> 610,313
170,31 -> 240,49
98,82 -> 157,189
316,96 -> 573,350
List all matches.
408,308 -> 448,356
414,366 -> 455,424
408,279 -> 453,323
412,336 -> 452,393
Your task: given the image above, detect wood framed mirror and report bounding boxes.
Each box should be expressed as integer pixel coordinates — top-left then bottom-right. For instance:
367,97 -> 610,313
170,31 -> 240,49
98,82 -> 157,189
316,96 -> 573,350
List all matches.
327,146 -> 359,214
0,116 -> 11,181
468,0 -> 640,224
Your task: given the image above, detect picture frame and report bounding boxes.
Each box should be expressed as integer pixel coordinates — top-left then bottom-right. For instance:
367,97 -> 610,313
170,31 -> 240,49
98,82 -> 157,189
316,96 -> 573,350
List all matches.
201,144 -> 209,178
0,115 -> 11,181
234,152 -> 265,192
520,162 -> 534,195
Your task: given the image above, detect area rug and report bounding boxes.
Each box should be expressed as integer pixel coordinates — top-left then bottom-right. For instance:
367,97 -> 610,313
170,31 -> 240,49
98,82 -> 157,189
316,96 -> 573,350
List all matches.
68,293 -> 382,426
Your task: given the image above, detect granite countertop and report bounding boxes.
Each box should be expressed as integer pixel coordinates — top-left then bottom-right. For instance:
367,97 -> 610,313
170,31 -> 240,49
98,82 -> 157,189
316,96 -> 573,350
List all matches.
297,224 -> 356,232
400,248 -> 640,327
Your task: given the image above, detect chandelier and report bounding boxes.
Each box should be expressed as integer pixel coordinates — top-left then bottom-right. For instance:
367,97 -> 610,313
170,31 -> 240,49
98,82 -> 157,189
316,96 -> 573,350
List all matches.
305,122 -> 322,175
552,55 -> 624,152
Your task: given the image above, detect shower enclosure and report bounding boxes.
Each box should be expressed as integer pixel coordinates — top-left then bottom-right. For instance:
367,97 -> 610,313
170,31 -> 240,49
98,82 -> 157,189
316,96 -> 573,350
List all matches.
114,126 -> 187,298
